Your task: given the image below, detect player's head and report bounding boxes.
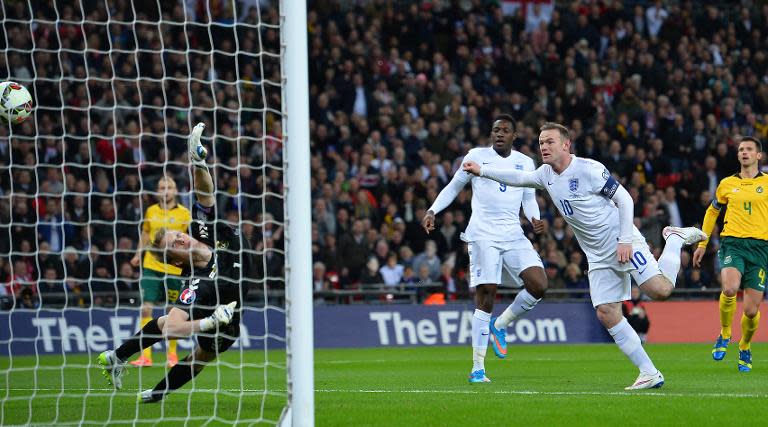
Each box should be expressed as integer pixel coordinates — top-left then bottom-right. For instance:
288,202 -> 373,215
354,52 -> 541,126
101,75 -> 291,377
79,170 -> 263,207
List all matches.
490,114 -> 517,154
150,228 -> 196,267
737,136 -> 762,168
156,175 -> 178,205
538,122 -> 572,165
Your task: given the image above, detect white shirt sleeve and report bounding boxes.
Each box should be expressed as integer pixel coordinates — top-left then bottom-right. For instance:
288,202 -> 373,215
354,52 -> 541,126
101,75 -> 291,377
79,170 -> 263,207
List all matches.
585,161 -> 633,243
611,184 -> 635,243
521,158 -> 540,222
428,154 -> 472,215
480,164 -> 544,189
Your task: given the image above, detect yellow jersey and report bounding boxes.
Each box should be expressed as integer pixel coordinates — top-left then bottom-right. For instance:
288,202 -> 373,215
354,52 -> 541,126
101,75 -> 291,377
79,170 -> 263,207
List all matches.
142,203 -> 191,274
699,172 -> 768,246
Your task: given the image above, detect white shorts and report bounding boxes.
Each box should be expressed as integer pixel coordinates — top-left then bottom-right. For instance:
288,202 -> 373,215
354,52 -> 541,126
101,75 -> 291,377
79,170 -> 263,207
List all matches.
587,240 -> 662,307
468,238 -> 543,288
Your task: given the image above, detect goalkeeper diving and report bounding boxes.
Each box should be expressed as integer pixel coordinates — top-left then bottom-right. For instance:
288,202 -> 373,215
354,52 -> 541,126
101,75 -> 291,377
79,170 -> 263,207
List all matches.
97,123 -> 254,403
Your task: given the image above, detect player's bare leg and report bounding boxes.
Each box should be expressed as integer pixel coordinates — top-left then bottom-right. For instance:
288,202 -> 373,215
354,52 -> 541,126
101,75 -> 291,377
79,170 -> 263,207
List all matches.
595,302 -> 664,390
490,266 -> 547,359
469,284 -> 496,383
638,275 -> 674,301
641,226 -> 708,300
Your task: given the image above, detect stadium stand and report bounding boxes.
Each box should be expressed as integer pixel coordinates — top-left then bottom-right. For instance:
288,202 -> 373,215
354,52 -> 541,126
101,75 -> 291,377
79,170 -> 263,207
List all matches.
2,0 -> 768,307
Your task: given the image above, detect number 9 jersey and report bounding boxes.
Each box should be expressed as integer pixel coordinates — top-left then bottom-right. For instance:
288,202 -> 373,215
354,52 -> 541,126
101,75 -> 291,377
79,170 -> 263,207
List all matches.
457,147 -> 537,243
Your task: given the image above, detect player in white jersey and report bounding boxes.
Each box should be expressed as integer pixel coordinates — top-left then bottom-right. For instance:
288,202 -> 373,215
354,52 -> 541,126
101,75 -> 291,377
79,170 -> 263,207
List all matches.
463,122 -> 707,390
422,115 -> 548,383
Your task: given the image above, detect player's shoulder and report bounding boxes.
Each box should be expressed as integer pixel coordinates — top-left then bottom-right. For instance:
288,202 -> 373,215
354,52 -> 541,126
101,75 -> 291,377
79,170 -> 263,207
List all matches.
172,204 -> 192,216
536,162 -> 553,174
466,146 -> 490,158
719,174 -> 739,186
508,149 -> 533,163
508,151 -> 537,172
575,156 -> 607,170
145,203 -> 160,215
575,156 -> 610,177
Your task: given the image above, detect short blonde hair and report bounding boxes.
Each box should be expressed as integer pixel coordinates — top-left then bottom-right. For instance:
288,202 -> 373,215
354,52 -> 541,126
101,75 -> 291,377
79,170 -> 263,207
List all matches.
540,122 -> 571,141
149,227 -> 168,256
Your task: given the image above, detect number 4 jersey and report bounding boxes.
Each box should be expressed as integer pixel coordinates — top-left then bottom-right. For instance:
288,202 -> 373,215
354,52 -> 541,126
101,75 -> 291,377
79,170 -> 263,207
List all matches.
711,172 -> 768,241
176,203 -> 255,321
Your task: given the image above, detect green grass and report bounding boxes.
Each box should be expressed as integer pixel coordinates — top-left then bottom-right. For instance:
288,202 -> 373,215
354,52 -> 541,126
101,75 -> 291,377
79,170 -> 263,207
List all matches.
3,343 -> 768,426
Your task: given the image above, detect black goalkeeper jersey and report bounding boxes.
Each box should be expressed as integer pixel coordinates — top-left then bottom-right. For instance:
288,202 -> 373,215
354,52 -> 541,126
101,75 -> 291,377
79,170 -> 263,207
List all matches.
176,202 -> 254,321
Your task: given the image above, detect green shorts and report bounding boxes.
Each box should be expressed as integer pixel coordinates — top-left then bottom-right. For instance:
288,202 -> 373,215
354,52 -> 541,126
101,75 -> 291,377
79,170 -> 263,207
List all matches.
140,268 -> 183,304
718,237 -> 768,291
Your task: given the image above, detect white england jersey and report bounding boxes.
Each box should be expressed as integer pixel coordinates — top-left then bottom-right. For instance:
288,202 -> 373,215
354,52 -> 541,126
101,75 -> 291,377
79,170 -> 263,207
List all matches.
536,156 -> 645,270
429,147 -> 537,242
486,155 -> 644,271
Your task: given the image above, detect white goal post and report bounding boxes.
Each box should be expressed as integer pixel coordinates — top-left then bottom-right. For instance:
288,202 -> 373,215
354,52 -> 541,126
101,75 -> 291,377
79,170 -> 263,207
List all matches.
281,0 -> 315,425
0,0 -> 313,425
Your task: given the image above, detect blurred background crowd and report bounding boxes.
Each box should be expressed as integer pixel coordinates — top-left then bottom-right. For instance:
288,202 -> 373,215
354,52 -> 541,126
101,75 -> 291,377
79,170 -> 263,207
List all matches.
1,0 -> 767,308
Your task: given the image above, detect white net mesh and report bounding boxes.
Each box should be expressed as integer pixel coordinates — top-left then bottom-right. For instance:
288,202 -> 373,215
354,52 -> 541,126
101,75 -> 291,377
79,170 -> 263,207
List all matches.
0,1 -> 289,425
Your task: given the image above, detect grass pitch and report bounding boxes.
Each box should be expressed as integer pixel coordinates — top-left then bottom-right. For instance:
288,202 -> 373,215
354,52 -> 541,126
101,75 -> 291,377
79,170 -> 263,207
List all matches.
2,343 -> 767,426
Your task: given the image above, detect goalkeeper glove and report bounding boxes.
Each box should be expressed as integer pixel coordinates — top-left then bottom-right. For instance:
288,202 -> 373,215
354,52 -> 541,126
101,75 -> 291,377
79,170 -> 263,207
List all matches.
188,122 -> 208,166
199,301 -> 237,332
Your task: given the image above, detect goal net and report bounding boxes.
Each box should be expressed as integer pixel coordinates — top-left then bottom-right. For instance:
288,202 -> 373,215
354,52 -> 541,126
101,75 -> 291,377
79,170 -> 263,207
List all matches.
0,0 -> 312,425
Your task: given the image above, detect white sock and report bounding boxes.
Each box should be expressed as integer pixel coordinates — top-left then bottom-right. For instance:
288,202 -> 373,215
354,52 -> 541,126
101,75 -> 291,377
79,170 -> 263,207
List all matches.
494,289 -> 540,329
472,309 -> 491,372
658,234 -> 684,284
607,318 -> 657,374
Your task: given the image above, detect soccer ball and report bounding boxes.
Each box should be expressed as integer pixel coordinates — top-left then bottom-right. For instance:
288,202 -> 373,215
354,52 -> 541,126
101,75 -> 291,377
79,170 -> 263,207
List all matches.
0,81 -> 33,124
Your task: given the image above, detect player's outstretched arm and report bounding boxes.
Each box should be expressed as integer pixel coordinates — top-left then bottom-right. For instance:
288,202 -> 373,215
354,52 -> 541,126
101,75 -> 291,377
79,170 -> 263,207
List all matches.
159,303 -> 237,338
188,122 -> 215,207
693,198 -> 721,267
423,166 -> 472,234
463,161 -> 542,188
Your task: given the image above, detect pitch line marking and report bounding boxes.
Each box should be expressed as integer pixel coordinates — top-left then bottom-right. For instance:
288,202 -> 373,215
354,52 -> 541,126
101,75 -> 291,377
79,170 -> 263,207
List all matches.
6,388 -> 768,398
315,388 -> 768,398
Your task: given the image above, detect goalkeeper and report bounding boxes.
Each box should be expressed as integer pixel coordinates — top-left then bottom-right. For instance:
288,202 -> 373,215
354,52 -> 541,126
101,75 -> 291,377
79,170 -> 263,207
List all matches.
98,123 -> 254,403
128,174 -> 190,368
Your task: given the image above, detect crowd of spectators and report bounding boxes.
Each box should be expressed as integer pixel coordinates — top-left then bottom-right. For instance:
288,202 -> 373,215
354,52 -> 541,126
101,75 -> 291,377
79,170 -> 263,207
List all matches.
306,0 -> 768,301
0,0 -> 282,307
1,0 -> 768,307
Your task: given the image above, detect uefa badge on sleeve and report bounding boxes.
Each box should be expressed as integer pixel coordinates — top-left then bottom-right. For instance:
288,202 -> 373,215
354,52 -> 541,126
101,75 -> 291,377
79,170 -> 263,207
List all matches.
180,288 -> 196,304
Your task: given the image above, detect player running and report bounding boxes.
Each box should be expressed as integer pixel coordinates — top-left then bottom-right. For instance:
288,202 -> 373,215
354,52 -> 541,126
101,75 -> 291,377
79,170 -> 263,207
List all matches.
693,137 -> 768,372
422,114 -> 548,383
129,175 -> 191,368
97,123 -> 253,402
463,122 -> 706,390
